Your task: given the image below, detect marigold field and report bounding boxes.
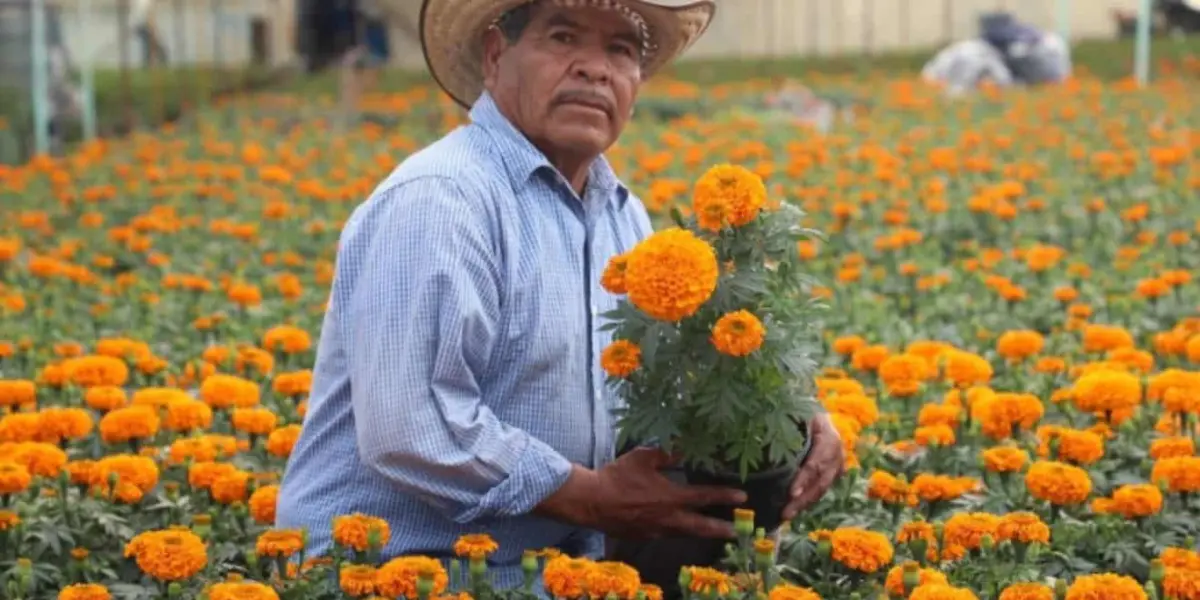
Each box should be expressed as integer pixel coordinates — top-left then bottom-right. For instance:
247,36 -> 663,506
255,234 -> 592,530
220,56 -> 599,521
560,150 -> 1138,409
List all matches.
2,71 -> 1200,600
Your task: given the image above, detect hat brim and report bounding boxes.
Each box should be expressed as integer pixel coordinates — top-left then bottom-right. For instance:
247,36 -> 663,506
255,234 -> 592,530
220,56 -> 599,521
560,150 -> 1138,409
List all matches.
420,0 -> 716,109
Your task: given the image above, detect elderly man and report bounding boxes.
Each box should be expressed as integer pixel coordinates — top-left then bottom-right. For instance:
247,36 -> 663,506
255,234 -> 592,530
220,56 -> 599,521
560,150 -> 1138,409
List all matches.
276,0 -> 844,593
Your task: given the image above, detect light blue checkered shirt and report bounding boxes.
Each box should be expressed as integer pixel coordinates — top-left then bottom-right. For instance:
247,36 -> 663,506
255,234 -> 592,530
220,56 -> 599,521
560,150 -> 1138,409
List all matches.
276,91 -> 653,588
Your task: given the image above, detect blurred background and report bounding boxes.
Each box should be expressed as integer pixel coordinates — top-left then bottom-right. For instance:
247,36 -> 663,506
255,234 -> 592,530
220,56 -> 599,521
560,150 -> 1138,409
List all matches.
1,0 -> 1198,164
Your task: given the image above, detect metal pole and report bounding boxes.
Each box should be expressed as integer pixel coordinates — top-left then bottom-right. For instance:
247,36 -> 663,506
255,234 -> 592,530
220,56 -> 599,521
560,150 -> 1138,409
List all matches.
1134,0 -> 1152,85
30,0 -> 50,155
79,0 -> 97,140
1055,0 -> 1071,42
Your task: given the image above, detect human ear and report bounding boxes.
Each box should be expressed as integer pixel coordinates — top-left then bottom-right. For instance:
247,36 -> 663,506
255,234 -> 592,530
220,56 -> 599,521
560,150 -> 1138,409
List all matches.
481,28 -> 506,89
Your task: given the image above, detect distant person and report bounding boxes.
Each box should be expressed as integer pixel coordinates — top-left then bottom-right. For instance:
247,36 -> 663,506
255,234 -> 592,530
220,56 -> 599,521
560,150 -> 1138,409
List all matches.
921,38 -> 1014,96
980,13 -> 1071,85
131,0 -> 168,67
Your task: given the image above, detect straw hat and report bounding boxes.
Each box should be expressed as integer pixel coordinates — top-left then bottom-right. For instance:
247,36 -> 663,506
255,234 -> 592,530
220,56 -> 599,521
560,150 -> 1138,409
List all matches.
420,0 -> 717,108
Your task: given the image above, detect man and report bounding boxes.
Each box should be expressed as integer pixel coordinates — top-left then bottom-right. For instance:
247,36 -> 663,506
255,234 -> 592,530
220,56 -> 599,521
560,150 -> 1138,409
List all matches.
920,38 -> 1014,96
979,14 -> 1071,86
130,0 -> 168,67
276,0 -> 845,592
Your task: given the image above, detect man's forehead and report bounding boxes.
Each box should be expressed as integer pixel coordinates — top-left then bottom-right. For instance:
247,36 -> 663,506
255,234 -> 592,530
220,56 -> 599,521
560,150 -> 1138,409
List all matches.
522,0 -> 651,48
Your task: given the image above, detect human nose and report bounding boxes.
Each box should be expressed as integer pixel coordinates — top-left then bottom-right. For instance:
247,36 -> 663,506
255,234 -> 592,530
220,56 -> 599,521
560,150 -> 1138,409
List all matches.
570,46 -> 612,85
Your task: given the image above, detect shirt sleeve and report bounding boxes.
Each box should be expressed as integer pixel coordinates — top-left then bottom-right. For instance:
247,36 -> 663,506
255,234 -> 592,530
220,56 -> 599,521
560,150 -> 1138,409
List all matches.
344,175 -> 574,524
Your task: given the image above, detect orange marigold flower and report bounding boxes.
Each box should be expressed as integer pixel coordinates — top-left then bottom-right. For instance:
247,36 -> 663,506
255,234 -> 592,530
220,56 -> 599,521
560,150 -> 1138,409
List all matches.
98,405 -> 160,445
914,424 -> 955,447
199,374 -> 260,409
1026,460 -> 1092,505
917,403 -> 961,428
623,228 -> 718,322
255,529 -> 305,558
884,563 -> 947,597
231,408 -> 278,437
710,310 -> 766,357
981,446 -> 1028,473
37,407 -> 93,442
332,513 -> 391,552
1064,573 -> 1146,600
832,335 -> 867,356
996,512 -> 1050,545
996,330 -> 1044,361
600,253 -> 630,295
1073,369 -> 1142,415
248,484 -> 279,525
206,581 -> 279,600
1160,547 -> 1200,569
943,512 -> 1001,551
266,425 -> 302,458
1150,436 -> 1195,460
909,584 -> 979,600
1151,456 -> 1200,494
867,470 -> 913,506
375,556 -> 448,599
339,564 -> 377,597
1111,483 -> 1164,518
262,325 -> 312,354
851,345 -> 890,373
825,527 -> 894,574
1163,566 -> 1200,600
452,533 -> 499,559
58,583 -> 112,600
824,393 -> 879,429
1000,583 -> 1053,600
0,460 -> 32,495
769,583 -> 823,600
584,561 -> 641,600
911,473 -> 977,503
684,566 -> 732,596
1081,324 -> 1135,353
942,350 -> 993,388
123,529 -> 208,582
543,556 -> 596,599
0,509 -> 19,530
692,163 -> 767,231
62,355 -> 129,388
210,470 -> 251,504
601,341 -> 641,378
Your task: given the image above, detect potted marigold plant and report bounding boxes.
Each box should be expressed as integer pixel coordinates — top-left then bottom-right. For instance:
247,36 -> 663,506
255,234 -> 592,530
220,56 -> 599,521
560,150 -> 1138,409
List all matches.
599,163 -> 823,533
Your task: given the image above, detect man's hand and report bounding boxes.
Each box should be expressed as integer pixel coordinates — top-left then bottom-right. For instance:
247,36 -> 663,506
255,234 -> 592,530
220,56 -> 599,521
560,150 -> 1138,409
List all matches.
782,412 -> 845,521
536,447 -> 748,540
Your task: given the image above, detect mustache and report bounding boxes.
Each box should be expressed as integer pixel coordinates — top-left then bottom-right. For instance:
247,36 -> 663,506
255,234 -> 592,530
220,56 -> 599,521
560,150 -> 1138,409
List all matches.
552,90 -> 615,116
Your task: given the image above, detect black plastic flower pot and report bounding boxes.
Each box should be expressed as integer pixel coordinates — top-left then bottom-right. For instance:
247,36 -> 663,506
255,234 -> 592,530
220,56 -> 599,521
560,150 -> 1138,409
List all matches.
683,456 -> 798,535
682,419 -> 812,534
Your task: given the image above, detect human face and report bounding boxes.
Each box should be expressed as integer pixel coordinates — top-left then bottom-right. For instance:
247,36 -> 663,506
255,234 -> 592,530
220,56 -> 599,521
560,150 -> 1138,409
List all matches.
482,2 -> 643,168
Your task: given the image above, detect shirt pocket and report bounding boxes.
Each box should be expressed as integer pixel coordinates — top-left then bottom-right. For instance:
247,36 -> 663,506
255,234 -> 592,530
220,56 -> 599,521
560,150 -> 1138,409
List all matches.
503,250 -> 584,379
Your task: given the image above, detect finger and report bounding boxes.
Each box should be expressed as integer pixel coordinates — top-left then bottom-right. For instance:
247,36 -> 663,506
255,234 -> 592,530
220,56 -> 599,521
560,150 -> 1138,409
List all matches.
675,483 -> 748,507
662,510 -> 738,540
784,463 -> 842,518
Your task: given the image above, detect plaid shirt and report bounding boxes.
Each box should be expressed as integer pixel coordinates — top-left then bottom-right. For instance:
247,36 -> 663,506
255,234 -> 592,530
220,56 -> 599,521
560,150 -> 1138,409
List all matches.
276,91 -> 652,587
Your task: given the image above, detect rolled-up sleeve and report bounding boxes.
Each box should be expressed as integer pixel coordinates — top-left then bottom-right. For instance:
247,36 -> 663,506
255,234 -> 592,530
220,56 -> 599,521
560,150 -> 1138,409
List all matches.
344,176 -> 573,524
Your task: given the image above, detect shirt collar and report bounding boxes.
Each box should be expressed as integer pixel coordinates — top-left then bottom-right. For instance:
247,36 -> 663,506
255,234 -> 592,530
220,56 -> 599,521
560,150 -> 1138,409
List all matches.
469,91 -> 630,210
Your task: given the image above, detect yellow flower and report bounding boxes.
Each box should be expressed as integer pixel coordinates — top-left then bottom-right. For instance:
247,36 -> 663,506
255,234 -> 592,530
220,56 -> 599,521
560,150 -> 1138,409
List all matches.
710,310 -> 766,357
1072,369 -> 1142,415
623,228 -> 718,322
1112,483 -> 1164,518
692,163 -> 767,231
601,253 -> 630,295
